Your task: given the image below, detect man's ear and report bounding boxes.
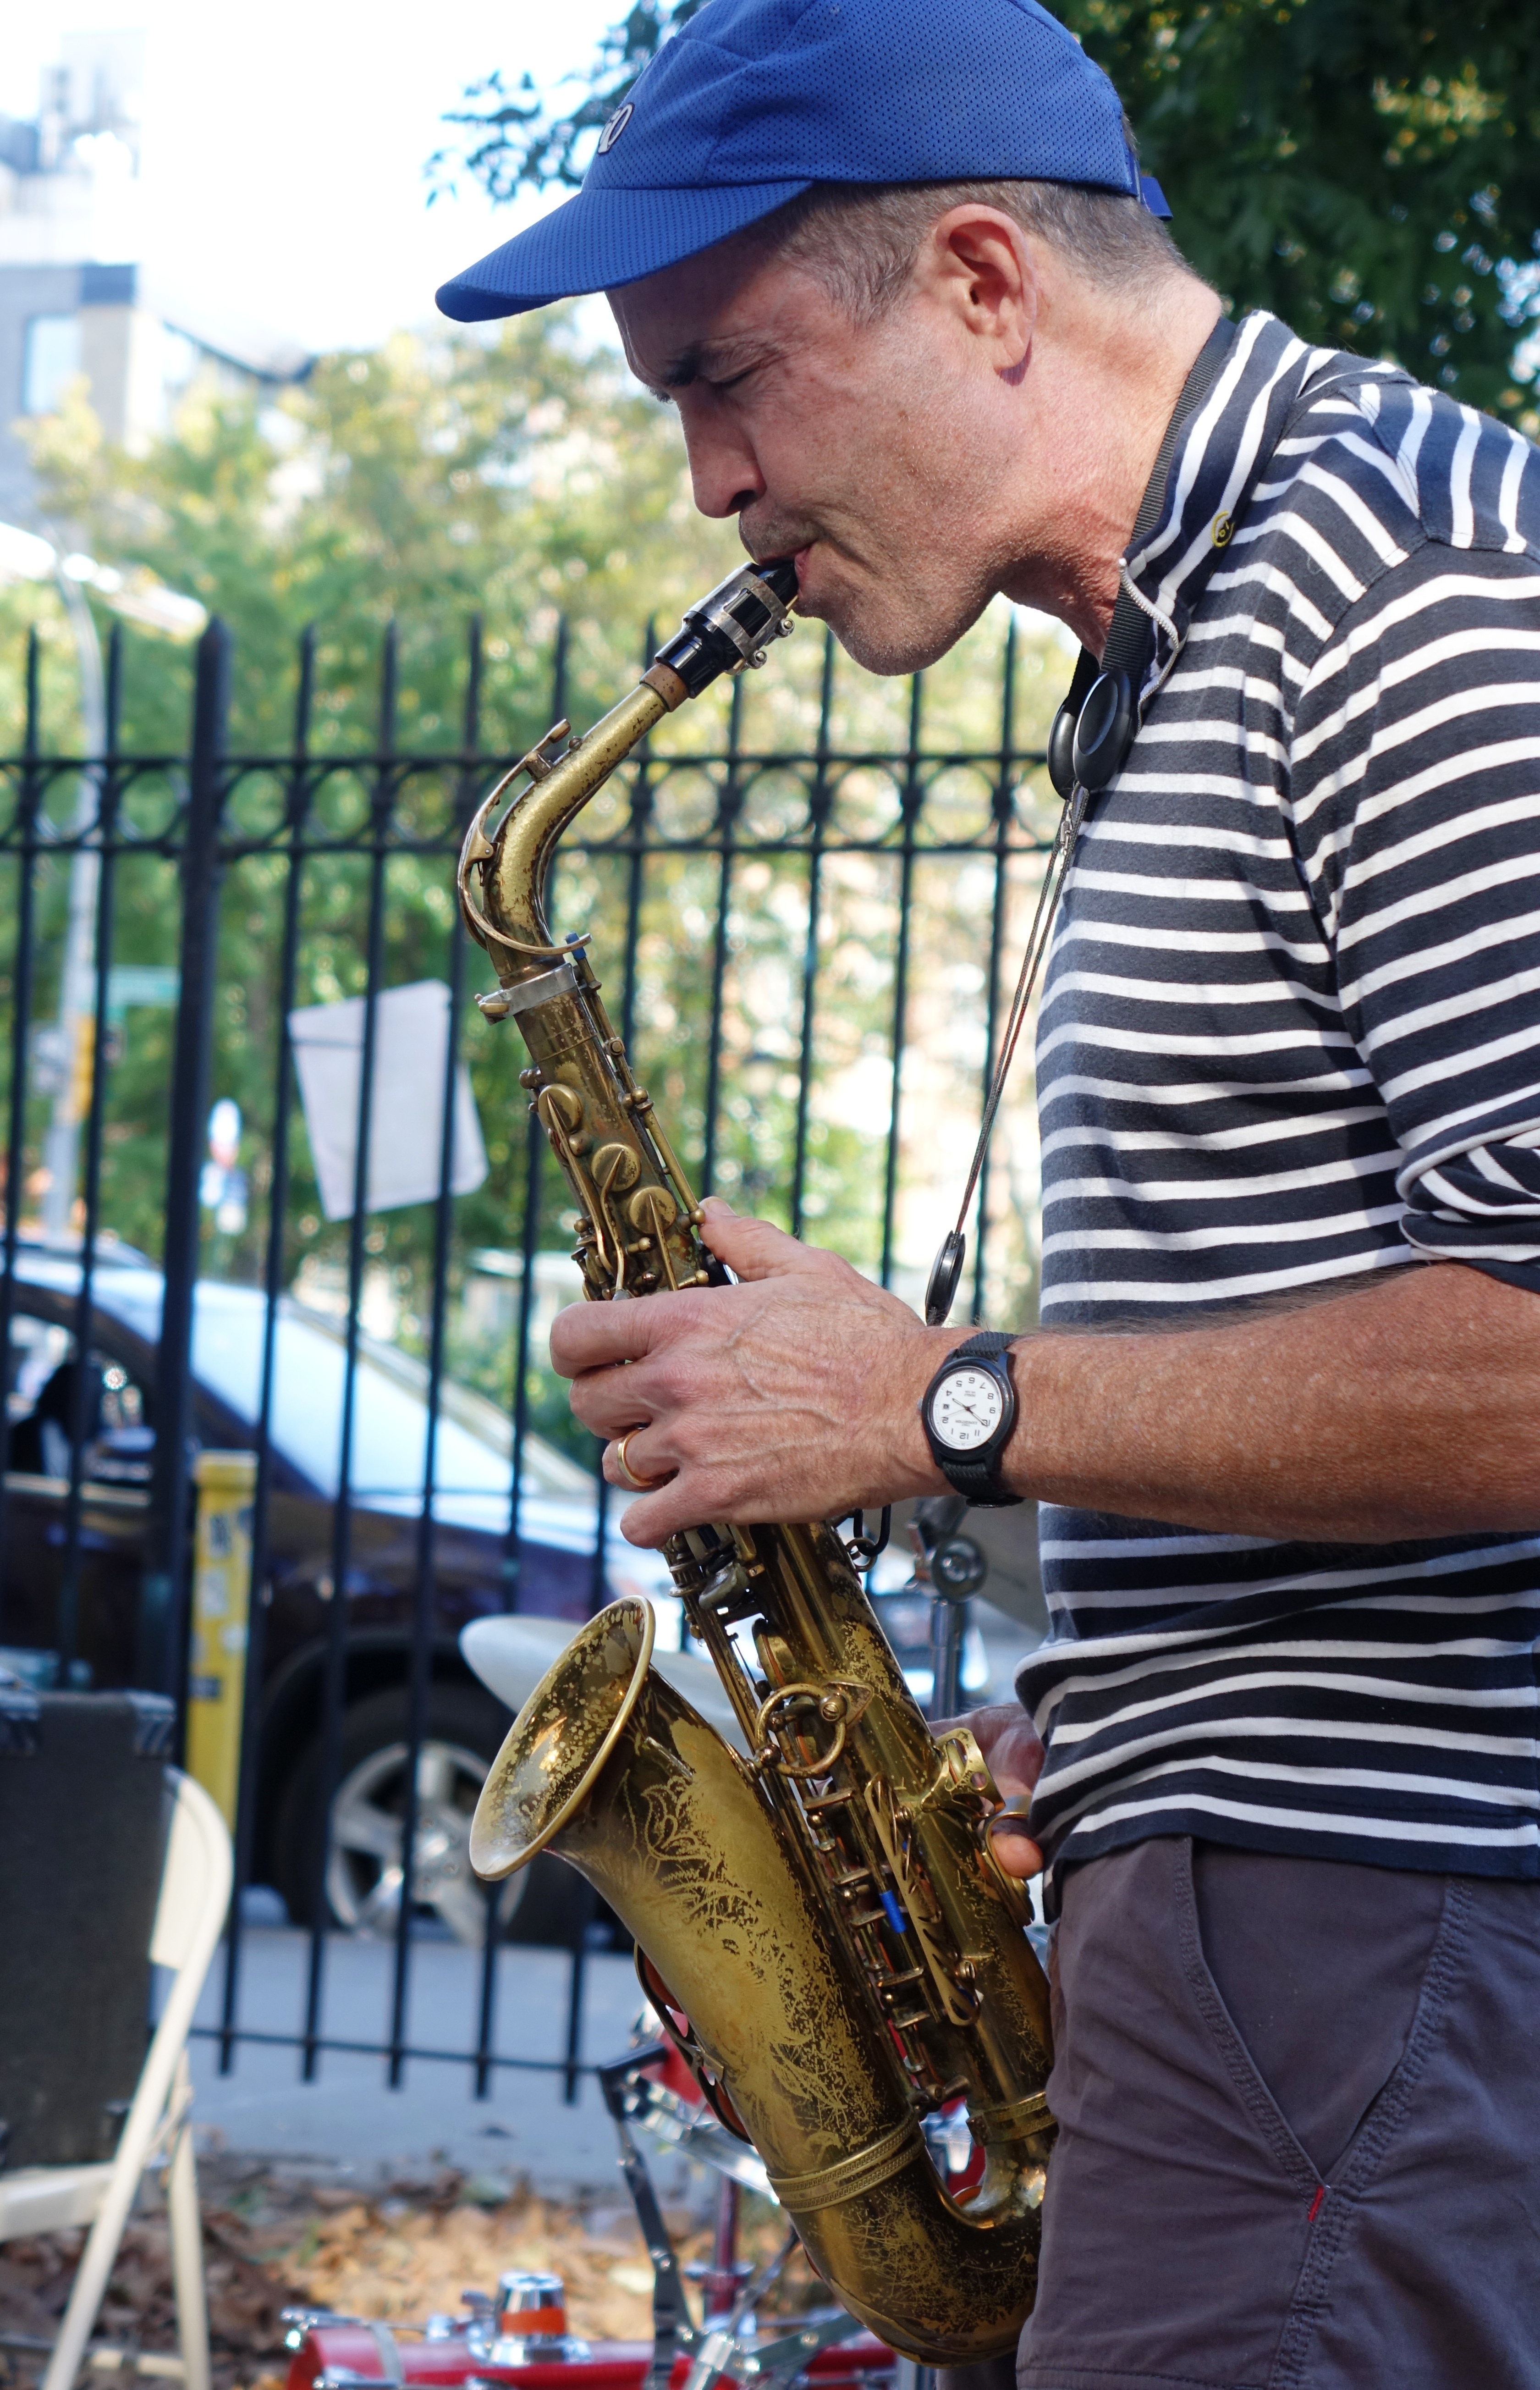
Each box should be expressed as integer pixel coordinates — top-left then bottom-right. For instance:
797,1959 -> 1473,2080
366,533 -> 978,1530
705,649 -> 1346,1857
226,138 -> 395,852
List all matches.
917,205 -> 1038,380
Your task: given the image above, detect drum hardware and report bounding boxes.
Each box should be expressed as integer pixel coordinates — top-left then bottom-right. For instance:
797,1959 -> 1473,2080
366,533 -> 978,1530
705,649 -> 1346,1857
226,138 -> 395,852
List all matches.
282,2043 -> 894,2390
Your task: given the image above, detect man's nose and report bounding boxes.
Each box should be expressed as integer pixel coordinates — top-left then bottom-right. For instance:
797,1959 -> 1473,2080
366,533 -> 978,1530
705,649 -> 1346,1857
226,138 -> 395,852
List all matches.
678,398 -> 764,520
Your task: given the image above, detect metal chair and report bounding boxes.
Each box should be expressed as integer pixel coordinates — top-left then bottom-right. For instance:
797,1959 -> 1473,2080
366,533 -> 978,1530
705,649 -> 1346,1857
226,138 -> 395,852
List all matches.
0,1771 -> 232,2390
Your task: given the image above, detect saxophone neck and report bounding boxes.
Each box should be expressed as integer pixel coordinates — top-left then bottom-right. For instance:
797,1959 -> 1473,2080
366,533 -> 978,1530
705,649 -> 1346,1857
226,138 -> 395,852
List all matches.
463,679 -> 671,974
456,559 -> 798,982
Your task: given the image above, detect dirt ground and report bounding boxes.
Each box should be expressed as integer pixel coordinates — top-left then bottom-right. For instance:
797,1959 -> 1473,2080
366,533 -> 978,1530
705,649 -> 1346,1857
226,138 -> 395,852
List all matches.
0,2153 -> 815,2390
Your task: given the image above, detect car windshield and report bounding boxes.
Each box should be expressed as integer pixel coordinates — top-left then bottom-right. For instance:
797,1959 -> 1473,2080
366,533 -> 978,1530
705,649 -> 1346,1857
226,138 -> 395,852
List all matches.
198,1281 -> 607,1530
13,1256 -> 610,1545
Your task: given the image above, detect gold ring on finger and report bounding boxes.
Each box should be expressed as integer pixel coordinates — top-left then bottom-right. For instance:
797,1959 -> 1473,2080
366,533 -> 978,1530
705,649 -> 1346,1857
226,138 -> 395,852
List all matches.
615,1427 -> 671,1492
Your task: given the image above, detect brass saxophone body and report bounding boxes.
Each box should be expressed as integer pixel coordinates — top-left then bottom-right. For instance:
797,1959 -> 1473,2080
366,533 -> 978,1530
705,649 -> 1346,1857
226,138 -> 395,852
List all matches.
459,564 -> 1054,2362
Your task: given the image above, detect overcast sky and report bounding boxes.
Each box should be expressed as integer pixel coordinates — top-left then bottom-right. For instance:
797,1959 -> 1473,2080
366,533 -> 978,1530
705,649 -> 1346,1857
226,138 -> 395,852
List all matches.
2,1 -> 622,353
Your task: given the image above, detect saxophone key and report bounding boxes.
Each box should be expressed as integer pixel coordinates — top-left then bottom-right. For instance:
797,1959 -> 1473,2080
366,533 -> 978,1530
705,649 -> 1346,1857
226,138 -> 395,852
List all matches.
627,1186 -> 677,1234
538,1082 -> 584,1128
593,1141 -> 640,1191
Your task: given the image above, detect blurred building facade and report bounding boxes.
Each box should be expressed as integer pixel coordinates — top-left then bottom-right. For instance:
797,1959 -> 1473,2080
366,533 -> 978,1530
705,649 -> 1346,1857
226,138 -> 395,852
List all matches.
0,30 -> 312,522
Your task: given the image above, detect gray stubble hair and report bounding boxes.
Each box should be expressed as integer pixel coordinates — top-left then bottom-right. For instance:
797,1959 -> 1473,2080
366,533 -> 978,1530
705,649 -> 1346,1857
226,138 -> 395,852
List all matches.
742,176 -> 1194,322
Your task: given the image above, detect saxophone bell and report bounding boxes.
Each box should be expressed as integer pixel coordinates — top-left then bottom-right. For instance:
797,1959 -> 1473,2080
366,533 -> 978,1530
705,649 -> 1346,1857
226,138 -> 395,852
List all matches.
472,1599 -> 1051,2363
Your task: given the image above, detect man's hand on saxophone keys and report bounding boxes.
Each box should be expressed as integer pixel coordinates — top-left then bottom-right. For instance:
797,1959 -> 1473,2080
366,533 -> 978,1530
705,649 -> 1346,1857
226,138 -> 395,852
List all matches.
945,1703 -> 1048,1881
552,1205 -> 1049,1879
550,1197 -> 960,1538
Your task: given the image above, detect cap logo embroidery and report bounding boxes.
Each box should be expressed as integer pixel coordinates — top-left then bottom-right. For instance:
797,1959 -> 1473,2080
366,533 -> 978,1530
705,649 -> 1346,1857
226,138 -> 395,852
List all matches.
597,102 -> 634,154
1211,512 -> 1235,549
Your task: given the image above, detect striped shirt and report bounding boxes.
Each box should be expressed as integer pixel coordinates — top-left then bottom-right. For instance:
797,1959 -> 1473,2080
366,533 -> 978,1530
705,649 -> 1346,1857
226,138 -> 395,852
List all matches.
1016,309 -> 1540,1904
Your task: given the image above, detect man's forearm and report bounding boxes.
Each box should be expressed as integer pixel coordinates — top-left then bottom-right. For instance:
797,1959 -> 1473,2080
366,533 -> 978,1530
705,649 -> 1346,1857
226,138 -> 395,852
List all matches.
1008,1258 -> 1540,1542
553,1209 -> 1540,1546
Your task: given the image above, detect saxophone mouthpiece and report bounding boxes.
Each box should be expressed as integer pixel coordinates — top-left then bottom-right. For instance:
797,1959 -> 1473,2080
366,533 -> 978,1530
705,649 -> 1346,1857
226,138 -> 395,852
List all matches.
652,559 -> 798,699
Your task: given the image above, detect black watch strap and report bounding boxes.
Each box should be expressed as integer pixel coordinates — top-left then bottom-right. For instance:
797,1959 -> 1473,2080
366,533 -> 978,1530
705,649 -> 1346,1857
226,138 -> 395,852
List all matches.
925,1331 -> 1023,1510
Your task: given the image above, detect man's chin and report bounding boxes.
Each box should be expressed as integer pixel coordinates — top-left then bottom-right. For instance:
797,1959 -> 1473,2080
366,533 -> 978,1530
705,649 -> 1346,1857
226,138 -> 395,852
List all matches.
781,547 -> 974,676
817,598 -> 966,678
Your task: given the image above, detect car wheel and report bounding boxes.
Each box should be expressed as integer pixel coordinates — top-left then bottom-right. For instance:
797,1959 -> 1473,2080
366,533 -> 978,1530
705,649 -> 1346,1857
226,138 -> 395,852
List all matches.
273,1683 -> 525,1946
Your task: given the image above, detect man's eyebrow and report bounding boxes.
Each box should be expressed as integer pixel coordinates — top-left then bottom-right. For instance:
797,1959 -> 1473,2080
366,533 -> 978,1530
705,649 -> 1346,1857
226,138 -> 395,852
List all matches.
655,337 -> 772,391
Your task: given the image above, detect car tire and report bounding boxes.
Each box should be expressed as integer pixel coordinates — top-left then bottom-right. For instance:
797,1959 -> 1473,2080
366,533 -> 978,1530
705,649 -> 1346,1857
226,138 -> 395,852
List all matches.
270,1680 -> 596,1950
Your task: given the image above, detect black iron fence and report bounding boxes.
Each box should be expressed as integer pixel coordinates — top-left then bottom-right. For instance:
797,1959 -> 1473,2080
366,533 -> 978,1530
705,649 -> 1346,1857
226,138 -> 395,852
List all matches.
0,603 -> 1057,2103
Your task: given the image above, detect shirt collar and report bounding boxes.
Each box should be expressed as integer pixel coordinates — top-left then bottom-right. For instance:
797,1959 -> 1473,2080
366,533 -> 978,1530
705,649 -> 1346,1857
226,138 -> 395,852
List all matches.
1125,310 -> 1401,665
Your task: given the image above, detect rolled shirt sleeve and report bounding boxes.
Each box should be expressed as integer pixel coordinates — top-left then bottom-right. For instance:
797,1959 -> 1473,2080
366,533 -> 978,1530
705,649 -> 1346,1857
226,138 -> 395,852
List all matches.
1289,543 -> 1540,1290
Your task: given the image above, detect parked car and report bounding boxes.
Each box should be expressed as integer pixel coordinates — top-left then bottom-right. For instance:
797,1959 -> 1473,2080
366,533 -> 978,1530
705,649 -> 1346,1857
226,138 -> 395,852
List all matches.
1,1240 -> 989,1944
0,1239 -> 676,1943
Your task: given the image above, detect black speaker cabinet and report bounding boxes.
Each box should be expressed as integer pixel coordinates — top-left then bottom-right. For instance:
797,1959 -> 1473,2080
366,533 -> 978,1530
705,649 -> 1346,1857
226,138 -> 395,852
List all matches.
0,1688 -> 176,2169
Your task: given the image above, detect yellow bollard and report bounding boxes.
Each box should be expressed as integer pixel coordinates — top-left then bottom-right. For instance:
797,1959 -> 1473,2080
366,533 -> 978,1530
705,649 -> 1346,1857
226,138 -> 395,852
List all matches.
184,1451 -> 258,1832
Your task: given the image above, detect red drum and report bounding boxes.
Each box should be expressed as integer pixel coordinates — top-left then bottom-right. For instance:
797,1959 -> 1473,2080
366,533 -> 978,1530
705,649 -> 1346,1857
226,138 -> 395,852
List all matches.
283,2270 -> 896,2390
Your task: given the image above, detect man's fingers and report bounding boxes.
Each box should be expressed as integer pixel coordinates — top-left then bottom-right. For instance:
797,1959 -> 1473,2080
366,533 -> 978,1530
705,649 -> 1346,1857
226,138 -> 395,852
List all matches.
604,1430 -> 675,1497
572,1364 -> 656,1438
958,1701 -> 1046,1799
614,1471 -> 706,1546
698,1199 -> 817,1282
986,1818 -> 1044,1880
549,1295 -> 665,1380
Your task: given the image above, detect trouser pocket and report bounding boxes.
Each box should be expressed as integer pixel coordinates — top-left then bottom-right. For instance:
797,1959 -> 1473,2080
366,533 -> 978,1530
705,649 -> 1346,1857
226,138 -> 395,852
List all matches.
1020,1837 -> 1320,2387
1186,1838 -> 1447,2180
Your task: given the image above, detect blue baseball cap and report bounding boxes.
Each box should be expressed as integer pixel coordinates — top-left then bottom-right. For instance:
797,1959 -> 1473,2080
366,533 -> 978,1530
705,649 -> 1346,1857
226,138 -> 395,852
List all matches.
436,0 -> 1166,324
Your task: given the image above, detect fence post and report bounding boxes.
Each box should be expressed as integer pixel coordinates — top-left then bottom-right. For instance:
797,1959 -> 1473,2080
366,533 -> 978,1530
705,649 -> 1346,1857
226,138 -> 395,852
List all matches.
0,631 -> 44,1532
140,619 -> 230,1711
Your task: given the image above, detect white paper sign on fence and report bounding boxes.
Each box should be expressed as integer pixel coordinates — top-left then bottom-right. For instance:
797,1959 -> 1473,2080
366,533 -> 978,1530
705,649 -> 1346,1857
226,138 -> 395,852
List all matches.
288,980 -> 488,1221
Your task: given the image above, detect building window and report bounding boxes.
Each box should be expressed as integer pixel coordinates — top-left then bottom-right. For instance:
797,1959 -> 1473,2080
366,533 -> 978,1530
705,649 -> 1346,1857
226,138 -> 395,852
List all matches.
22,314 -> 82,414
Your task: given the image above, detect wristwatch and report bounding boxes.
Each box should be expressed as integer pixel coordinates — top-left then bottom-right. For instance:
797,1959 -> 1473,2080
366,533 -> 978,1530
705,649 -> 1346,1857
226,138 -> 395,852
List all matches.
918,1331 -> 1023,1509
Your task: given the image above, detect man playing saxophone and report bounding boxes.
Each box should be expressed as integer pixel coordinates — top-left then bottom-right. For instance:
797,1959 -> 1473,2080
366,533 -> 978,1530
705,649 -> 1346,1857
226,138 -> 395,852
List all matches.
438,1 -> 1540,2382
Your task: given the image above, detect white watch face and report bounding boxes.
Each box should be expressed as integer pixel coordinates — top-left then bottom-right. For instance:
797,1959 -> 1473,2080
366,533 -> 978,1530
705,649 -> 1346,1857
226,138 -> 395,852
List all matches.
931,1365 -> 1006,1454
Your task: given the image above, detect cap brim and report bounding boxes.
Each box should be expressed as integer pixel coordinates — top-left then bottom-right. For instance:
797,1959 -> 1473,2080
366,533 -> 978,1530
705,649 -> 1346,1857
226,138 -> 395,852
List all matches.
436,177 -> 812,322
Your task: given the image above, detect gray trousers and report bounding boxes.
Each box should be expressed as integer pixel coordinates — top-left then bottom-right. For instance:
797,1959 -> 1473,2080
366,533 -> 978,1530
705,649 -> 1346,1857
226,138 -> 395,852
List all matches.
995,1836 -> 1540,2390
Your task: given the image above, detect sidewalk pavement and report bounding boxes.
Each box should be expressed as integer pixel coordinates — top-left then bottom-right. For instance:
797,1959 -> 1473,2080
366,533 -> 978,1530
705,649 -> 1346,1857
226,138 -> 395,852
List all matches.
187,1930 -> 654,2194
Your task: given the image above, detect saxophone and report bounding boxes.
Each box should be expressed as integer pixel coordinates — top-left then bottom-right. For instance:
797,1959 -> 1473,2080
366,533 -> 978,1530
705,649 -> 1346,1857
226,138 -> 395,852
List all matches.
458,563 -> 1053,2363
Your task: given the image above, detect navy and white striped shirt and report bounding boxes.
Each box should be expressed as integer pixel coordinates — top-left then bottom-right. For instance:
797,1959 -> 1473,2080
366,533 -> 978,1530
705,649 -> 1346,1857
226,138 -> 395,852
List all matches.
1016,310 -> 1540,1900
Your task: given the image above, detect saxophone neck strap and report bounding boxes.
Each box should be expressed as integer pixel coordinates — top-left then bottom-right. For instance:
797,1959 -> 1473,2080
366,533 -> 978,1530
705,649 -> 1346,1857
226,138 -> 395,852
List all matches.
1052,313 -> 1237,798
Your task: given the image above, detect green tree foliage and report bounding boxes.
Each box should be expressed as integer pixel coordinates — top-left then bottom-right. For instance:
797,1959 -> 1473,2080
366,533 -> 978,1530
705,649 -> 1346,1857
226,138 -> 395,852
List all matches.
429,0 -> 1540,427
24,310 -> 736,752
1083,0 -> 1540,422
